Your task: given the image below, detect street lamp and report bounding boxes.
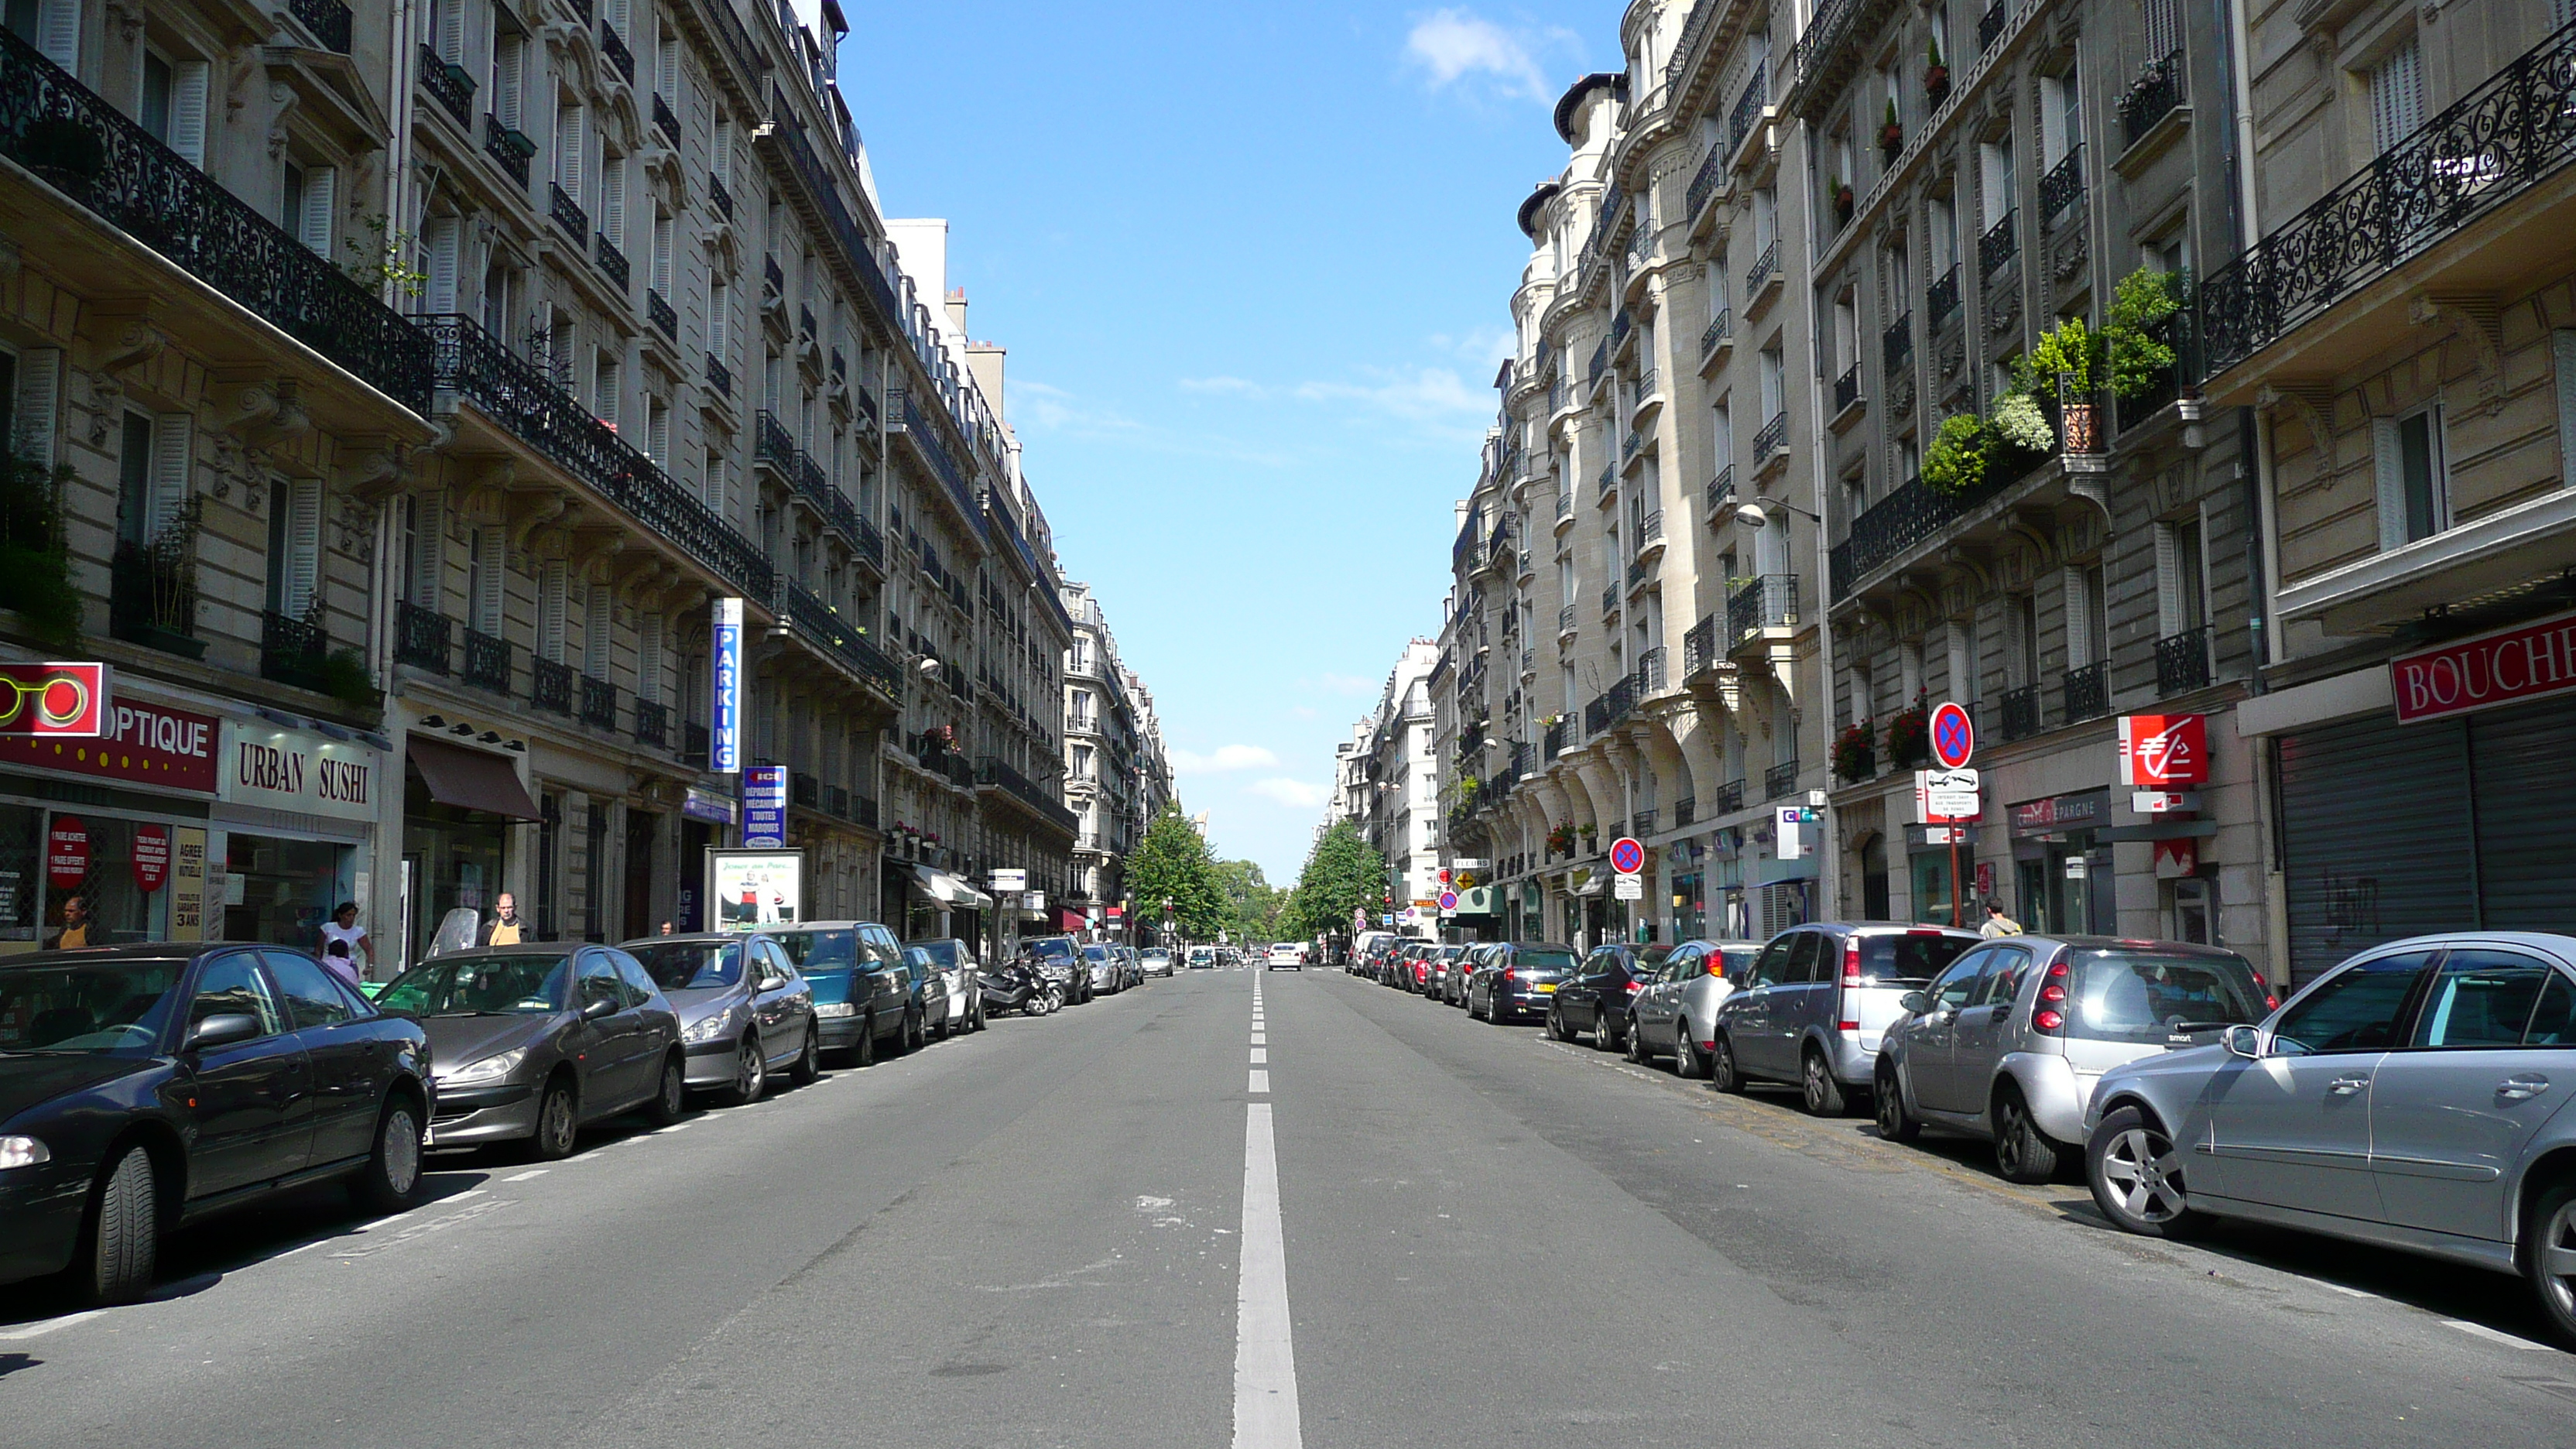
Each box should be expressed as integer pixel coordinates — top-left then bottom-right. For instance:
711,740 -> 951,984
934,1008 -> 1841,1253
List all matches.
1731,498 -> 1824,529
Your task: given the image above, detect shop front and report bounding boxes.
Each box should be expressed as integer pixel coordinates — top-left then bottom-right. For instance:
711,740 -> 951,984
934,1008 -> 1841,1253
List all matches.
1903,822 -> 1982,930
0,696 -> 221,950
678,785 -> 736,932
216,718 -> 387,961
402,735 -> 540,972
2006,790 -> 2113,936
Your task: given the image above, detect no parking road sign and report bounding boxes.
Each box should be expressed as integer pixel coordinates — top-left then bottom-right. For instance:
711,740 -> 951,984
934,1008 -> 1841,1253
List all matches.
1608,836 -> 1645,875
1437,890 -> 1459,913
1930,701 -> 1976,769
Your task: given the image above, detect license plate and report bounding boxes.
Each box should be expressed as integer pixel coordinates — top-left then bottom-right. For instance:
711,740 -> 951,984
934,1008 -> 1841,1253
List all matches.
1533,983 -> 1557,993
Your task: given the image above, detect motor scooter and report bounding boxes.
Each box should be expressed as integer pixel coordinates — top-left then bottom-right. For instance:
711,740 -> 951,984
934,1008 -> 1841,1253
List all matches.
978,957 -> 1061,1016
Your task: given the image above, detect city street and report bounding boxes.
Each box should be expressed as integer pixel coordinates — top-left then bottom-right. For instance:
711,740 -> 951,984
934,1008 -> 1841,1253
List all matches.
6,968 -> 2576,1447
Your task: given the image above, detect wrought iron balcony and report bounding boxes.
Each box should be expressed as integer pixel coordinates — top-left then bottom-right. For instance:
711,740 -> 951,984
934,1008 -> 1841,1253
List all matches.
1927,265 -> 1961,331
779,578 -> 902,697
463,628 -> 511,692
1729,61 -> 1768,156
1832,365 -> 1861,414
2156,625 -> 2214,696
2117,311 -> 2191,432
1687,145 -> 1727,221
1635,368 -> 1659,408
1978,0 -> 2009,53
1601,582 -> 1619,617
1544,718 -> 1570,757
260,611 -> 332,692
653,92 -> 681,149
1999,683 -> 2041,742
976,755 -> 1079,834
762,252 -> 783,296
287,0 -> 353,51
1558,603 -> 1577,633
1728,573 -> 1799,642
1622,429 -> 1643,461
419,43 -> 475,126
1636,646 -> 1666,693
1701,307 -> 1732,358
1979,210 -> 2018,278
550,181 -> 587,242
579,674 -> 618,730
1764,760 -> 1802,801
1715,778 -> 1747,814
755,409 -> 796,471
709,172 -> 734,221
1827,423 -> 2057,601
706,351 -> 732,397
2039,145 -> 2086,230
680,721 -> 709,768
791,771 -> 821,810
1745,239 -> 1779,300
599,20 -> 636,84
1754,412 -> 1787,461
2063,659 -> 2109,721
647,288 -> 677,341
0,32 -> 433,407
1634,806 -> 1658,836
532,656 -> 574,715
1555,491 -> 1574,522
1883,313 -> 1913,373
2120,51 -> 2186,151
1588,338 -> 1608,390
594,232 -> 629,290
1708,464 -> 1736,517
416,315 -> 773,599
634,697 -> 670,748
396,601 -> 452,673
1626,556 -> 1648,588
483,114 -> 535,187
1673,796 -> 1696,827
1639,509 -> 1663,548
798,304 -> 817,340
827,784 -> 851,820
1683,614 -> 1718,677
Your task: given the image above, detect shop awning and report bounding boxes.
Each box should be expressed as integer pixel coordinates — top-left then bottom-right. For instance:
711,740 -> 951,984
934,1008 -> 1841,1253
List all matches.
903,864 -> 993,910
1057,906 -> 1088,933
408,736 -> 541,820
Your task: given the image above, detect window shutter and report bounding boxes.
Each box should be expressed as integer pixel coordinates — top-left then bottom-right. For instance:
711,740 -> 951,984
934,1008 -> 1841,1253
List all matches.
148,413 -> 190,540
413,490 -> 447,608
424,216 -> 461,313
14,348 -> 60,471
2371,37 -> 2423,152
653,214 -> 673,293
495,39 -> 522,129
2153,522 -> 2183,635
583,584 -> 610,680
2554,331 -> 2576,490
540,560 -> 567,663
708,280 -> 727,355
438,0 -> 464,63
474,526 -> 505,634
283,479 -> 323,618
2061,566 -> 2090,668
559,108 -> 584,195
639,611 -> 664,704
601,159 -> 623,245
35,0 -> 79,71
170,60 -> 208,168
2372,416 -> 2408,551
299,165 -> 337,257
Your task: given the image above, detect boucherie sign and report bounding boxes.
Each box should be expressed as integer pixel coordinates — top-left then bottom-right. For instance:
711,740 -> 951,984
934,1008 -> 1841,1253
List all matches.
2391,610 -> 2576,723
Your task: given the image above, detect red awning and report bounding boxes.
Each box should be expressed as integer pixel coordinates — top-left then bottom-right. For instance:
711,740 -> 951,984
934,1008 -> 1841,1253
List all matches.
1057,907 -> 1088,932
407,735 -> 541,820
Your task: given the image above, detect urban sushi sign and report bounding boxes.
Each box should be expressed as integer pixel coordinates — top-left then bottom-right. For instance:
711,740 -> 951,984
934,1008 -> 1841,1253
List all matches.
2390,609 -> 2576,723
219,722 -> 379,821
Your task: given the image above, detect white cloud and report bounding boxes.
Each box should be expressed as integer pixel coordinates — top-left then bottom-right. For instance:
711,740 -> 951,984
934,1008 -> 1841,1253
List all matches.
1171,744 -> 1282,774
1293,366 -> 1488,424
1178,375 -> 1269,397
1404,9 -> 1557,103
1246,778 -> 1328,810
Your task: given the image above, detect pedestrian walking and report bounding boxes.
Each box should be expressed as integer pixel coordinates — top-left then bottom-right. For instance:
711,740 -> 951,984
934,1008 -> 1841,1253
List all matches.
1980,899 -> 2024,938
319,902 -> 373,987
477,892 -> 527,946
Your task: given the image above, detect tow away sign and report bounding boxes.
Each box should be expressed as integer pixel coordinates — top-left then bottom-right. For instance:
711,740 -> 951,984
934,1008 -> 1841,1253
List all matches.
1915,767 -> 1981,822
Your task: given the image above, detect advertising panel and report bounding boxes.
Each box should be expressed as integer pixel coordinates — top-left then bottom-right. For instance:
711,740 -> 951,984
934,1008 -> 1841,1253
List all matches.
2389,608 -> 2576,722
741,764 -> 787,847
0,697 -> 217,792
0,663 -> 107,737
2117,714 -> 2208,787
707,848 -> 803,932
711,598 -> 744,773
220,721 -> 380,820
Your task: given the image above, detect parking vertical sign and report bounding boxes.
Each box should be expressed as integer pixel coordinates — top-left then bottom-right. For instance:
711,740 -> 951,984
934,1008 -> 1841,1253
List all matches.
711,597 -> 743,774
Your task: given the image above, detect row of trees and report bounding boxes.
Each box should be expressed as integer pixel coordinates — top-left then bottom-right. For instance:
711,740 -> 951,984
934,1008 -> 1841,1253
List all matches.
1122,803 -> 1290,945
1283,820 -> 1388,945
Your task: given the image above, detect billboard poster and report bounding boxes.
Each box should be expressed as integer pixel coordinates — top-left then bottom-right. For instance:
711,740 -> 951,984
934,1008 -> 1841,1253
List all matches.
711,598 -> 743,774
742,764 -> 787,847
707,848 -> 803,932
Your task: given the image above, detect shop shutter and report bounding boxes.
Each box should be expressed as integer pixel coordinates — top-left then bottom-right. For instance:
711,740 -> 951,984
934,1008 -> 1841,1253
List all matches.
2277,712 -> 2475,986
15,348 -> 60,471
2554,331 -> 2576,489
35,0 -> 80,70
2468,700 -> 2576,930
170,60 -> 208,168
147,413 -> 190,540
298,165 -> 337,258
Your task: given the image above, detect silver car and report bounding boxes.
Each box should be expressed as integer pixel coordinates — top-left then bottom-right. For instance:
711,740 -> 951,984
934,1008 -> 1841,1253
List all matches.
626,933 -> 820,1104
904,937 -> 985,1036
1876,936 -> 2268,1183
1626,940 -> 1762,1077
2084,932 -> 2576,1345
1710,923 -> 1982,1115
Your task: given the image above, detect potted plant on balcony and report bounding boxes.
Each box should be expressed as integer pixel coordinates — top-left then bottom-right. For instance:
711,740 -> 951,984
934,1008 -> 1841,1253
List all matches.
1547,823 -> 1574,856
110,495 -> 207,660
1833,722 -> 1877,783
1577,822 -> 1598,851
1925,37 -> 1951,108
0,440 -> 77,649
1989,391 -> 2056,456
2021,317 -> 2102,452
1879,99 -> 1905,160
2105,267 -> 2184,400
1922,412 -> 1990,495
1830,176 -> 1857,231
1886,700 -> 1932,769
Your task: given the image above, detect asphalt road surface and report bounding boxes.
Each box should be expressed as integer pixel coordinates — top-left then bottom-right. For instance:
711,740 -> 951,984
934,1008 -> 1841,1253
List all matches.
7,965 -> 2576,1447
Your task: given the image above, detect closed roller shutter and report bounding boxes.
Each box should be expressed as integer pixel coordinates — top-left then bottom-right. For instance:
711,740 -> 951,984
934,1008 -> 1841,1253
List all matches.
2469,700 -> 2576,930
2277,712 -> 2475,987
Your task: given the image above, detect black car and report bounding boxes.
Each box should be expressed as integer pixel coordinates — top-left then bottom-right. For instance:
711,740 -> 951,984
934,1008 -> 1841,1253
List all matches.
0,944 -> 434,1303
1467,943 -> 1582,1023
1549,943 -> 1675,1053
1023,935 -> 1093,1004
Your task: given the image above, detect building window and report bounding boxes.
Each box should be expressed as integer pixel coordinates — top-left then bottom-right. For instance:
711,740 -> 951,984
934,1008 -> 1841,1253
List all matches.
266,479 -> 323,621
2157,517 -> 2207,635
2369,35 -> 2424,153
5,0 -> 80,71
1980,136 -> 2014,226
2373,406 -> 2448,547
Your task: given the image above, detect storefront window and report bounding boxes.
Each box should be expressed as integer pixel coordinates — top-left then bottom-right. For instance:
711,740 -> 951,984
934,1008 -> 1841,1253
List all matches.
406,772 -> 509,973
53,815 -> 170,946
1913,850 -> 1961,927
224,833 -> 348,951
0,803 -> 38,941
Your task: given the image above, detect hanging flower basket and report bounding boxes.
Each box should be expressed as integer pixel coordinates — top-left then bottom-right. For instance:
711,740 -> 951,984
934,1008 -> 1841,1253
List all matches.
1834,723 -> 1876,782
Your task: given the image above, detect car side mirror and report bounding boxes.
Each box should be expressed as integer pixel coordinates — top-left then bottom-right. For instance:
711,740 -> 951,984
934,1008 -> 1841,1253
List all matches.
2221,1023 -> 2261,1059
581,995 -> 619,1021
186,1012 -> 261,1051
1899,991 -> 1931,1016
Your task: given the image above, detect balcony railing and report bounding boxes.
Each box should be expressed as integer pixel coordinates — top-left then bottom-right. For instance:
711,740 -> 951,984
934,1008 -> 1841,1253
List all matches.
634,697 -> 670,749
286,0 -> 353,52
791,771 -> 821,810
1638,509 -> 1663,548
1827,415 -> 2055,600
1729,61 -> 1768,155
779,577 -> 902,697
1728,573 -> 1799,642
260,611 -> 332,691
1634,806 -> 1659,837
482,114 -> 535,187
396,600 -> 452,673
653,92 -> 682,149
1588,338 -> 1609,390
1558,603 -> 1577,633
2117,310 -> 2191,432
1978,0 -> 2009,53
594,232 -> 629,290
532,656 -> 574,715
1683,614 -> 1718,676
1543,719 -> 1569,758
1764,760 -> 1802,802
1999,683 -> 2041,742
1687,144 -> 1727,220
706,351 -> 732,397
2202,19 -> 2576,380
416,315 -> 773,599
1753,412 -> 1787,461
1636,646 -> 1666,692
1882,313 -> 1913,373
1745,239 -> 1779,300
1601,583 -> 1619,617
1927,265 -> 1961,331
2063,659 -> 2109,721
578,674 -> 617,729
419,43 -> 475,126
709,172 -> 734,221
1700,307 -> 1732,359
0,32 -> 434,408
1674,796 -> 1696,827
2120,50 -> 2186,150
1707,464 -> 1737,517
2039,144 -> 2086,230
1832,365 -> 1861,414
550,180 -> 586,241
680,721 -> 709,767
1715,778 -> 1747,814
2156,625 -> 2214,696
463,627 -> 511,692
599,20 -> 636,84
647,288 -> 677,341
762,252 -> 783,296
977,755 -> 1080,834
1555,491 -> 1574,522
1979,210 -> 2018,278
1626,556 -> 1648,588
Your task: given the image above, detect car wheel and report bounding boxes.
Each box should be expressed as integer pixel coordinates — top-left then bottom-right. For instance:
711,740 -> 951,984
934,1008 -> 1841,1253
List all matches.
642,1053 -> 687,1125
725,1034 -> 767,1106
903,1009 -> 925,1053
350,1095 -> 426,1212
2087,1105 -> 2204,1237
2527,1180 -> 2576,1348
788,1026 -> 821,1085
1875,1061 -> 1921,1142
529,1076 -> 579,1161
1711,1035 -> 1744,1094
1595,1012 -> 1619,1053
1993,1088 -> 2061,1184
1624,1016 -> 1648,1065
1673,1031 -> 1705,1081
1547,1006 -> 1569,1042
83,1143 -> 158,1305
855,1016 -> 879,1064
1800,1046 -> 1848,1117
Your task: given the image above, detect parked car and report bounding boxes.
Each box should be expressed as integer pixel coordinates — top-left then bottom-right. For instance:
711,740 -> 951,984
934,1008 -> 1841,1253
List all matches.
2084,932 -> 2576,1344
1444,944 -> 1499,1006
1083,944 -> 1125,995
1710,923 -> 1980,1115
0,944 -> 435,1303
1266,942 -> 1306,971
1468,943 -> 1581,1023
1018,934 -> 1092,1003
1876,936 -> 2269,1182
379,943 -> 687,1158
1141,948 -> 1175,978
903,937 -> 985,1036
769,922 -> 927,1060
1425,944 -> 1469,999
624,933 -> 821,1104
1351,931 -> 1395,974
1549,943 -> 1673,1053
1115,947 -> 1144,988
1627,940 -> 1763,1075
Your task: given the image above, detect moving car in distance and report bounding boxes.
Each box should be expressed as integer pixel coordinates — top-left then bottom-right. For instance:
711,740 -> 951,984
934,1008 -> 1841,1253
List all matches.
1266,942 -> 1306,971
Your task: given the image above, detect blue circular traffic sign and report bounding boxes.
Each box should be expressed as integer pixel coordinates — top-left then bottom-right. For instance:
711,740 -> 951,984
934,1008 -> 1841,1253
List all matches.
1608,837 -> 1645,875
1930,701 -> 1975,769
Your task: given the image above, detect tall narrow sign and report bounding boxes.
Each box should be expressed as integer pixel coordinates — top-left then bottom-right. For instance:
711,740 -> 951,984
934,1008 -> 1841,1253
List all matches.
711,597 -> 743,774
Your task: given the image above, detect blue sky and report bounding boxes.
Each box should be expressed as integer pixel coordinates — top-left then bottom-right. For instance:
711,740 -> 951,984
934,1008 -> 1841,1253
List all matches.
840,3 -> 1622,882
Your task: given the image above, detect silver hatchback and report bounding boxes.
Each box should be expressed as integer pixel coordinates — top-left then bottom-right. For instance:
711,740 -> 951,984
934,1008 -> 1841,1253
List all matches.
1625,940 -> 1762,1077
2084,932 -> 2576,1345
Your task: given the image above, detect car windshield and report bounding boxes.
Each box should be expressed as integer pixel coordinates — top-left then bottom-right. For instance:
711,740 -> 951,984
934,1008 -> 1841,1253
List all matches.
1633,946 -> 1674,971
1026,937 -> 1077,961
911,941 -> 961,969
0,957 -> 190,1053
628,941 -> 741,991
2068,951 -> 2267,1043
1514,947 -> 1578,970
378,954 -> 571,1016
771,930 -> 858,973
1857,933 -> 1974,985
1084,945 -> 1110,961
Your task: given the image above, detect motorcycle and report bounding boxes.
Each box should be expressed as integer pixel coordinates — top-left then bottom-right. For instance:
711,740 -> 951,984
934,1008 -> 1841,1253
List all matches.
978,958 -> 1062,1016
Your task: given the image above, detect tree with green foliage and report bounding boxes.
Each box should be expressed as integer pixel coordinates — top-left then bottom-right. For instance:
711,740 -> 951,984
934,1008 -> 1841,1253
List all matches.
1211,857 -> 1287,944
1127,803 -> 1226,940
1286,820 -> 1389,944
